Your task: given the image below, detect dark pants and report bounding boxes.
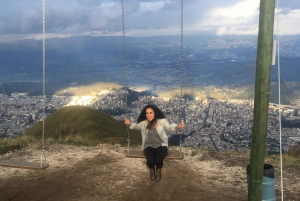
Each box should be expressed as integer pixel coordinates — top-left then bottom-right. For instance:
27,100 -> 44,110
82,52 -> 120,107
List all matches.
144,146 -> 168,169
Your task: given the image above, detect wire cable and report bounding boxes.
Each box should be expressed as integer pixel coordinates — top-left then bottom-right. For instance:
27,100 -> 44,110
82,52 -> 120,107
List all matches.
275,0 -> 284,200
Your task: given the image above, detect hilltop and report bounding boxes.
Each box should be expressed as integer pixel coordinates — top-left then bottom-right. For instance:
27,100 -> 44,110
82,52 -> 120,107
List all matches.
0,143 -> 299,201
23,105 -> 142,146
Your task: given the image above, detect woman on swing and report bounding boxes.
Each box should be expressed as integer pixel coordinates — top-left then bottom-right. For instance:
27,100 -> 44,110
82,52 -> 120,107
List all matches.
124,104 -> 184,182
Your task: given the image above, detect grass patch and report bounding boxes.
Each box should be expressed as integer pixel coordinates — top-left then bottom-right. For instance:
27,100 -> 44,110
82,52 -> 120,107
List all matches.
286,145 -> 300,158
0,106 -> 142,154
0,135 -> 37,154
191,150 -> 198,157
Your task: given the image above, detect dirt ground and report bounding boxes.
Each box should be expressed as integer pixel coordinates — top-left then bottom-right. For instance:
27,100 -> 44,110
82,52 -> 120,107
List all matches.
0,143 -> 299,201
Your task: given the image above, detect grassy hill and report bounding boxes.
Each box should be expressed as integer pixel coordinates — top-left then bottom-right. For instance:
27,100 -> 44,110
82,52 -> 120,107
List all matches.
23,105 -> 142,146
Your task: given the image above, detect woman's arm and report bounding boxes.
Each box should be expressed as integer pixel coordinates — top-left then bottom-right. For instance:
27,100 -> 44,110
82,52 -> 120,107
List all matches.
124,119 -> 141,130
161,119 -> 185,131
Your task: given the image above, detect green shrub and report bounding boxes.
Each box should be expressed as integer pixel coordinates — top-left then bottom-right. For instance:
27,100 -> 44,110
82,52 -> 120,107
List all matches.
191,150 -> 198,157
286,145 -> 300,158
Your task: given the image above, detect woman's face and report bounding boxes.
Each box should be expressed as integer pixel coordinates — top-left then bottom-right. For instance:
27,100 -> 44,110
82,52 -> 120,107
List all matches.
146,108 -> 155,122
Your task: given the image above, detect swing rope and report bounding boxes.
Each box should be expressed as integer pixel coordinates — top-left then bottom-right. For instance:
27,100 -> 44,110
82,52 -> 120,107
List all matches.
121,0 -> 130,155
41,0 -> 47,166
179,0 -> 184,158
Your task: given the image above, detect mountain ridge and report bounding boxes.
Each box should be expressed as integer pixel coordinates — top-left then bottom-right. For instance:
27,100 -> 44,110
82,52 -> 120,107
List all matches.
1,35 -> 300,85
2,81 -> 300,105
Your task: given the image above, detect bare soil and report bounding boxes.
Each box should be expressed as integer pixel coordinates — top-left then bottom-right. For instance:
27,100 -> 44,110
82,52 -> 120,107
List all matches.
0,144 -> 299,201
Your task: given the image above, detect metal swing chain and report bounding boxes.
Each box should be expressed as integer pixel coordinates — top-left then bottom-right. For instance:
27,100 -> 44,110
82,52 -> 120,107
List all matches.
41,0 -> 47,166
179,0 -> 184,157
121,0 -> 130,154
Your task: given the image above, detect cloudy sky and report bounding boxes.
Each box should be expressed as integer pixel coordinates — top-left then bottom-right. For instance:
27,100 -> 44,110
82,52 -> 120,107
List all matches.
0,0 -> 299,42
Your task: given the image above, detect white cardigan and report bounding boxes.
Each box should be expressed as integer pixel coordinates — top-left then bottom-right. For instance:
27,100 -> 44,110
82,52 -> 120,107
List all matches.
129,118 -> 177,150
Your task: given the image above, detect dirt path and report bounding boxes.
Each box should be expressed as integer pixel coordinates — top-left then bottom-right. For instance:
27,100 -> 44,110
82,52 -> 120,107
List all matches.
0,144 -> 299,201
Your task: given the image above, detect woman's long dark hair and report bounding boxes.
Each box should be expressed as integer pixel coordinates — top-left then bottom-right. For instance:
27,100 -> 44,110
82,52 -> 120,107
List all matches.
137,105 -> 166,128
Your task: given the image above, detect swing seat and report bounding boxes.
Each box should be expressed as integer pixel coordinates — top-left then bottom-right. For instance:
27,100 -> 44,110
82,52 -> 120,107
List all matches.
126,150 -> 184,160
0,160 -> 49,170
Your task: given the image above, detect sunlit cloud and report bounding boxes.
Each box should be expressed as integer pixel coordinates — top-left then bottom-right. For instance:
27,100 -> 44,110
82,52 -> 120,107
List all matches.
139,1 -> 167,13
277,9 -> 300,35
212,0 -> 259,18
201,0 -> 260,35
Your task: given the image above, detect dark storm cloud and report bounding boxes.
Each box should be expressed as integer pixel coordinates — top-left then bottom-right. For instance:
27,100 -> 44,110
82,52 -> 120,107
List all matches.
0,0 -> 247,35
0,0 -> 299,37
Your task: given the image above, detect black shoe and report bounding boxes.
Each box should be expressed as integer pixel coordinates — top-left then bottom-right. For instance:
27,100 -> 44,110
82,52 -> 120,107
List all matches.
155,168 -> 161,182
150,168 -> 156,180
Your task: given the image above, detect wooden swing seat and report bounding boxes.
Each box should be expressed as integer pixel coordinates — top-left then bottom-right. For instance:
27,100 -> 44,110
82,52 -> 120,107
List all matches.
0,160 -> 49,170
126,150 -> 184,160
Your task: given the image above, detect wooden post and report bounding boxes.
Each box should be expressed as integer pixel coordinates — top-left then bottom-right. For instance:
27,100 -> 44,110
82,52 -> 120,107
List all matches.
248,0 -> 275,200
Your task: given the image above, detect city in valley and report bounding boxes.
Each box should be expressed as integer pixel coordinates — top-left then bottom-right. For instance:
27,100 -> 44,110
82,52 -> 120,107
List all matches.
1,35 -> 300,154
1,88 -> 299,154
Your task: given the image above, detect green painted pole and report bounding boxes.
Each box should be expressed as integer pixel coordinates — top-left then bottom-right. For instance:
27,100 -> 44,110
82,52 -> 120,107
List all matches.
248,0 -> 275,200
